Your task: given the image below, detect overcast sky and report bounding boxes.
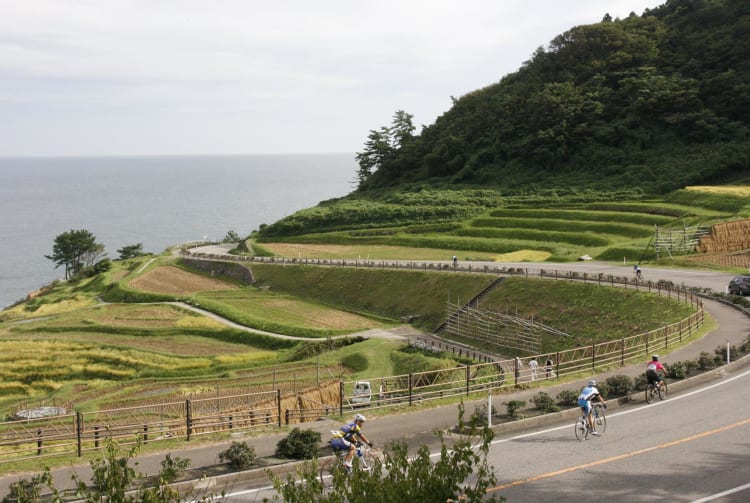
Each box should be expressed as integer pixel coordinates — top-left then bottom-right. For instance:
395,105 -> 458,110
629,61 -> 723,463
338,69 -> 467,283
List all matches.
0,1 -> 665,157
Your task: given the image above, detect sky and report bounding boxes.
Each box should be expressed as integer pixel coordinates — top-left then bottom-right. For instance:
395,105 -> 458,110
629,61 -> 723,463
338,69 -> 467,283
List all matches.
0,0 -> 666,157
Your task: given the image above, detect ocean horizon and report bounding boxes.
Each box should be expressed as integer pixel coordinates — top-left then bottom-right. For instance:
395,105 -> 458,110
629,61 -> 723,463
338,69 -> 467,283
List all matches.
0,153 -> 356,308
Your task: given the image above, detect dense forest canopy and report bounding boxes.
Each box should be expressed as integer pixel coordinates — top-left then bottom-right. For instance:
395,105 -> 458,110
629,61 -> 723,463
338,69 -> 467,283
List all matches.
357,0 -> 750,194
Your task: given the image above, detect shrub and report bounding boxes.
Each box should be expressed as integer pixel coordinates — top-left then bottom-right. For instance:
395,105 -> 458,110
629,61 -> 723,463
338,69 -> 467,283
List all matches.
159,454 -> 191,483
504,400 -> 526,418
714,344 -> 739,363
2,470 -> 54,503
595,381 -> 610,399
604,375 -> 633,396
218,441 -> 256,469
697,351 -> 716,370
341,352 -> 369,372
633,373 -> 649,391
531,392 -> 559,413
665,362 -> 686,379
275,428 -> 322,460
470,403 -> 498,424
556,389 -> 578,406
93,258 -> 112,274
684,359 -> 700,375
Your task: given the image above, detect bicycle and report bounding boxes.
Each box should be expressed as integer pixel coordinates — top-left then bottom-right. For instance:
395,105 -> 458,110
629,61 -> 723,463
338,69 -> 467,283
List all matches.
574,403 -> 607,441
319,440 -> 380,488
645,379 -> 668,403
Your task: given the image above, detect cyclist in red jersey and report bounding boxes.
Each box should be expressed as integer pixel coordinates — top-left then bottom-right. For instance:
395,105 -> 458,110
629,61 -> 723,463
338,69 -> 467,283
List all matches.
646,355 -> 666,387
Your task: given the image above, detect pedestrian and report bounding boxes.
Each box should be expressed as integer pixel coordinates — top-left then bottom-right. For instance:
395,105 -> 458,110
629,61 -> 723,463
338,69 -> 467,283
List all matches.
452,255 -> 458,268
529,357 -> 538,381
545,356 -> 554,378
514,356 -> 522,381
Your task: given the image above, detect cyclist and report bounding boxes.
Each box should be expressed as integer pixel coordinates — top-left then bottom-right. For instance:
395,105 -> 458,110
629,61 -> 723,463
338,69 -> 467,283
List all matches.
330,413 -> 373,468
646,355 -> 666,388
577,380 -> 606,435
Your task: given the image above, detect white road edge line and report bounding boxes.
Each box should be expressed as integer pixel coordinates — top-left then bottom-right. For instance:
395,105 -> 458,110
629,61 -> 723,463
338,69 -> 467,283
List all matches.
489,367 -> 750,445
689,481 -> 750,502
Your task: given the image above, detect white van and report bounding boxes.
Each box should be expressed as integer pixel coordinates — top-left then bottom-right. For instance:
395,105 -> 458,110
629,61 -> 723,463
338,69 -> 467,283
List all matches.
351,381 -> 372,405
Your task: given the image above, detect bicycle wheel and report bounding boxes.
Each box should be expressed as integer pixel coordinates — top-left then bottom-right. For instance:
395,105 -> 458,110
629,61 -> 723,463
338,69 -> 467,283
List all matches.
594,406 -> 607,434
363,447 -> 381,470
319,457 -> 337,489
645,385 -> 655,404
574,416 -> 588,441
658,381 -> 668,400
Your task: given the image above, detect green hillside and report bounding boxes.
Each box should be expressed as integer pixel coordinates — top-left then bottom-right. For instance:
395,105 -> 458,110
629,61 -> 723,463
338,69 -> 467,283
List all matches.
255,0 -> 750,262
355,0 -> 750,193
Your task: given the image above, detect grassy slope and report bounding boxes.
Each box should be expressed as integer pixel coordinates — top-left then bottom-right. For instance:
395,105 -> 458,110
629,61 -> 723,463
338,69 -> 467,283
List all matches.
2,187 -> 737,411
254,188 -> 749,265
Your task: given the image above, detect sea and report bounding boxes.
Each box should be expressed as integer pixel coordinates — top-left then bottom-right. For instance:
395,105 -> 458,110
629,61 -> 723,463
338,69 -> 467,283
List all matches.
0,154 -> 356,309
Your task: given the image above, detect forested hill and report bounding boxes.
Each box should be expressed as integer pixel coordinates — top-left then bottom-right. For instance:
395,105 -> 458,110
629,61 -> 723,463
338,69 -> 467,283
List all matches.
358,0 -> 750,195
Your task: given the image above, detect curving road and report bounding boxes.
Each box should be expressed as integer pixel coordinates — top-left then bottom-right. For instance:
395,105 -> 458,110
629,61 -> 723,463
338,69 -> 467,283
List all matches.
485,368 -> 750,502
180,248 -> 749,502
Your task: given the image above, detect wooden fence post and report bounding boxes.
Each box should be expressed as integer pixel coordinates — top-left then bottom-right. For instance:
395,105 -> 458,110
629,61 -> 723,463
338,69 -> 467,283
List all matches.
466,364 -> 471,396
277,389 -> 283,428
339,381 -> 344,417
186,400 -> 192,441
408,373 -> 414,406
591,344 -> 596,371
76,411 -> 83,457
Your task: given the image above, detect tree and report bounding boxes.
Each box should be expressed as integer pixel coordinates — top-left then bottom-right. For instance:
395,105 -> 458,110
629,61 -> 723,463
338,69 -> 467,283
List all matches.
389,110 -> 415,149
355,110 -> 416,188
45,229 -> 105,279
223,230 -> 241,243
355,127 -> 391,187
117,243 -> 145,260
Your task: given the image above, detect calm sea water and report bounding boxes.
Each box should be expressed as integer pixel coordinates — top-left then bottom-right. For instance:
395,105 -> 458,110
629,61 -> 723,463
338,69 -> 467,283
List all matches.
0,154 -> 355,308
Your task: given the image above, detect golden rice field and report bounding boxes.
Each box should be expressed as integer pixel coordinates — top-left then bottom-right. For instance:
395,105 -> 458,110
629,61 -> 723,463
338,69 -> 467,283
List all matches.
259,242 -> 548,262
128,265 -> 238,295
197,289 -> 380,331
686,185 -> 750,197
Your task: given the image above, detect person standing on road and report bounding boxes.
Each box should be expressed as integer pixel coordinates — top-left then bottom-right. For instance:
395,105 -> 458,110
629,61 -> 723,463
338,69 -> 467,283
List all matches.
514,357 -> 523,381
529,357 -> 538,381
545,356 -> 554,378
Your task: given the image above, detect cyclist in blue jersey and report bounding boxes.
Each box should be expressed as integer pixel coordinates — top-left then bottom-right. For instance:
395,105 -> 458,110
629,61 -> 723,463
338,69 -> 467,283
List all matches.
578,380 -> 606,435
330,413 -> 373,468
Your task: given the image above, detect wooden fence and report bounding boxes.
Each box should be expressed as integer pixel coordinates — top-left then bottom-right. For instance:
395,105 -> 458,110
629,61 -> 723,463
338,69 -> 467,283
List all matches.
0,260 -> 706,465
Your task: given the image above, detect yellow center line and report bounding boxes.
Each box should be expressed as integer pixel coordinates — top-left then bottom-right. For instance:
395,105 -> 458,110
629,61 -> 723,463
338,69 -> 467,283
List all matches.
487,417 -> 750,494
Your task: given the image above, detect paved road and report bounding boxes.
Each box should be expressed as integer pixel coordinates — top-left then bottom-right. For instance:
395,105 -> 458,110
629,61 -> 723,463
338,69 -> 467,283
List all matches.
188,244 -> 738,294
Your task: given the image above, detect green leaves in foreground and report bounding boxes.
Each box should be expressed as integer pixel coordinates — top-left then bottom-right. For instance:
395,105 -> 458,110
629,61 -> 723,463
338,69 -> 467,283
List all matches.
269,403 -> 504,503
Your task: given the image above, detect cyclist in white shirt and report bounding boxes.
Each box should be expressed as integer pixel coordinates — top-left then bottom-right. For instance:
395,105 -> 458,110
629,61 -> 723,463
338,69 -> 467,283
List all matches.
577,380 -> 606,435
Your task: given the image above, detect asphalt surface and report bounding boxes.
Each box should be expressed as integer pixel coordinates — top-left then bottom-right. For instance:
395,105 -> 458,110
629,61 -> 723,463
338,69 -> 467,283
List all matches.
0,258 -> 748,498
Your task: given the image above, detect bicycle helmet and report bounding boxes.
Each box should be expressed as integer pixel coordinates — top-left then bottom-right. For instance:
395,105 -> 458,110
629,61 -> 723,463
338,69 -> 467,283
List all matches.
354,413 -> 366,423
652,355 -> 659,361
588,380 -> 597,386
